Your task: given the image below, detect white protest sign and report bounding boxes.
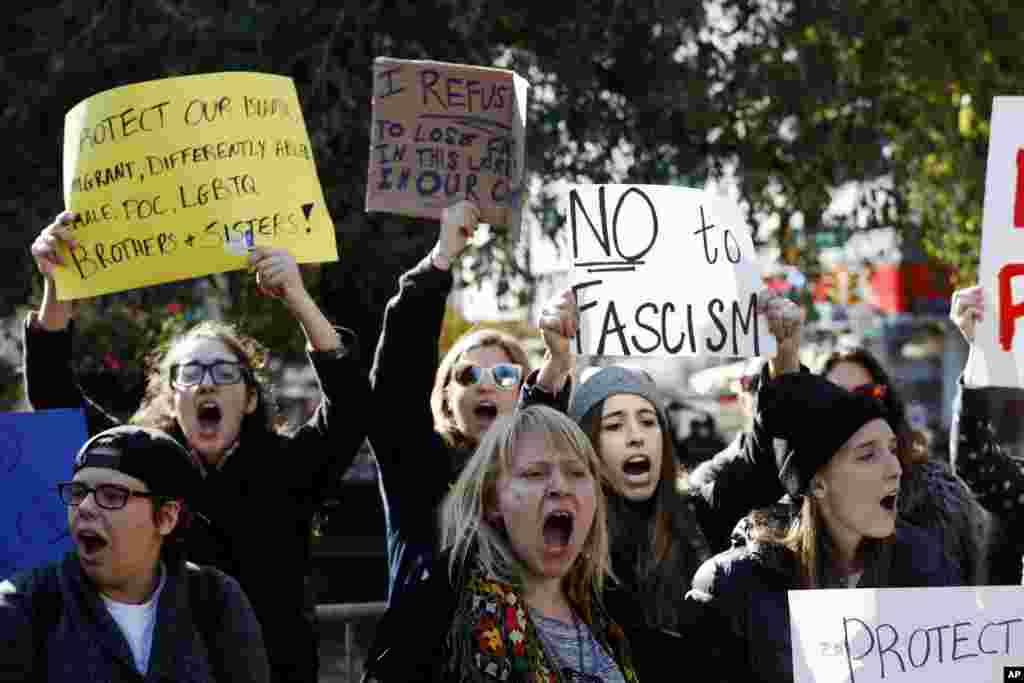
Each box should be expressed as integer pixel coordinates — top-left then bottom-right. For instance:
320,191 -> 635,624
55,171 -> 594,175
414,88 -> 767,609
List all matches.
789,586 -> 1024,683
972,97 -> 1024,387
564,185 -> 775,358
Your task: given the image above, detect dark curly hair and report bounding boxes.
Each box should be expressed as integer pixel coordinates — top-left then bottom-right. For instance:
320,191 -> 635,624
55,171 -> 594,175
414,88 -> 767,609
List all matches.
131,321 -> 286,446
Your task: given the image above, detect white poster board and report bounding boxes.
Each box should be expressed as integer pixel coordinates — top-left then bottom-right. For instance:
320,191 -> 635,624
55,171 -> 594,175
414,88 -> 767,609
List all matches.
564,185 -> 775,358
972,97 -> 1024,387
789,586 -> 1024,683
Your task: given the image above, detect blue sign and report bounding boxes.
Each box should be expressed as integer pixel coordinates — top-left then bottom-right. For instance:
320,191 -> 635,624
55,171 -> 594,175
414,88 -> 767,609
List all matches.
0,409 -> 88,578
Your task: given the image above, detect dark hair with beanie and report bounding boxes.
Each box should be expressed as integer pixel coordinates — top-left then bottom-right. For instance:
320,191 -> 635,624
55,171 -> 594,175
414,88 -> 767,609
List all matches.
74,425 -> 205,554
757,373 -> 890,498
751,373 -> 895,588
571,366 -> 712,633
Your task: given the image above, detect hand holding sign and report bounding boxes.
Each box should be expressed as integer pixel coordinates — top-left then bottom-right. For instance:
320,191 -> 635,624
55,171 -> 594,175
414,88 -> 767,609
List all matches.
248,246 -> 300,301
57,72 -> 336,300
951,285 -> 985,344
431,200 -> 481,271
31,211 -> 82,279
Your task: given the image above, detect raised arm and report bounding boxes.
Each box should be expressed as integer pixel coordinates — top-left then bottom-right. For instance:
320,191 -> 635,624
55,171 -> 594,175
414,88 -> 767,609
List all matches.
949,285 -> 1024,544
687,291 -> 804,548
247,246 -> 371,499
368,202 -> 479,473
24,211 -> 118,435
520,287 -> 576,411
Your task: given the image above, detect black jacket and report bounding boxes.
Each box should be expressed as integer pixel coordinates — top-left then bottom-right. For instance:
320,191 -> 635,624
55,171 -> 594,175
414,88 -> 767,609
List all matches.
367,255 -> 568,608
688,525 -> 962,683
0,552 -> 269,682
951,380 -> 1024,584
22,316 -> 370,683
692,366 -> 990,585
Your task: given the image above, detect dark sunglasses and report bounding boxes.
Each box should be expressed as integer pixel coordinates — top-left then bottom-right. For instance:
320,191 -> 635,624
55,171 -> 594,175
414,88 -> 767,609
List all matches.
170,360 -> 249,387
852,383 -> 888,401
452,362 -> 523,390
57,481 -> 158,510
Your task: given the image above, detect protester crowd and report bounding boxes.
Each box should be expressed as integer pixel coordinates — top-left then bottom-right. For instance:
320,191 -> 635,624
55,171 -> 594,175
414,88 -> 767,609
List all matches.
0,196 -> 1019,683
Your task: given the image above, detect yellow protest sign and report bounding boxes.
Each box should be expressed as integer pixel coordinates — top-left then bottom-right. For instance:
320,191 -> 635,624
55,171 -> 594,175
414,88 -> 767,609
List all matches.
365,58 -> 529,236
56,72 -> 336,300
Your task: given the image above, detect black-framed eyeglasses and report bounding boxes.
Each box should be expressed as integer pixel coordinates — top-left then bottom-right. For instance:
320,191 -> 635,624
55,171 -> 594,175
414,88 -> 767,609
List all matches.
57,482 -> 158,510
452,362 -> 523,390
170,360 -> 248,387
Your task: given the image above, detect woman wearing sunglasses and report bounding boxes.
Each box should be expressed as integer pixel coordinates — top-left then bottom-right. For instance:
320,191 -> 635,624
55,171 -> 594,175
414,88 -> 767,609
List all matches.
24,211 -> 371,683
367,201 -> 575,612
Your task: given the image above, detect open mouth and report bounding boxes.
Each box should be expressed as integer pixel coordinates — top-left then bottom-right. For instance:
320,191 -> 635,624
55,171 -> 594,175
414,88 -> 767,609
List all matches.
76,530 -> 108,557
474,402 -> 498,421
543,511 -> 574,549
622,456 -> 652,477
197,402 -> 222,432
880,494 -> 898,512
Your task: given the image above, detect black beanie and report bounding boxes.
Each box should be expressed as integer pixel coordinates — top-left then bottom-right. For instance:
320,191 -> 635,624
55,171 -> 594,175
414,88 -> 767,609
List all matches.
757,373 -> 890,497
73,426 -> 203,503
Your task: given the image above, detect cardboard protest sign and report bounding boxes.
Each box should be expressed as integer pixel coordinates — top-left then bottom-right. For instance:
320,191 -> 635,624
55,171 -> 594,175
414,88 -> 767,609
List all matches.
365,57 -> 529,235
973,97 -> 1024,386
789,586 -> 1024,683
564,185 -> 776,358
0,409 -> 88,578
57,72 -> 336,300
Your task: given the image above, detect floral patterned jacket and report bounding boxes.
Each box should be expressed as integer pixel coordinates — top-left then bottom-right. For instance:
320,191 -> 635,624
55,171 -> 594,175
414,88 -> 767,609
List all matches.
363,552 -> 639,683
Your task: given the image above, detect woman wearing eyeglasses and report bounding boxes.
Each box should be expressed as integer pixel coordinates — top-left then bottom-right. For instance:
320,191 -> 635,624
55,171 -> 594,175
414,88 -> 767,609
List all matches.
24,211 -> 371,683
366,201 -> 574,611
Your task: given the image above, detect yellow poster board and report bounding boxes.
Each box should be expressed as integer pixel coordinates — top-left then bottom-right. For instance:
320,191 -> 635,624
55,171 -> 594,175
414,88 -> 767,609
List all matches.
56,72 -> 336,300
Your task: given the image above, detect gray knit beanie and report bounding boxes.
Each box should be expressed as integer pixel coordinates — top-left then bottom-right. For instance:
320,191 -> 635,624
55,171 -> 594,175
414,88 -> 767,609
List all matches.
568,366 -> 668,428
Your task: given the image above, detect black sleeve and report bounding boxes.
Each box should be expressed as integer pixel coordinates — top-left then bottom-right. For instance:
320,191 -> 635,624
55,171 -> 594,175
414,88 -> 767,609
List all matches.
22,314 -> 119,436
0,578 -> 34,681
518,368 -> 573,412
950,380 -> 1024,547
199,567 -> 272,683
368,256 -> 453,480
685,558 -> 745,683
282,327 -> 371,501
363,554 -> 455,683
687,365 -> 813,552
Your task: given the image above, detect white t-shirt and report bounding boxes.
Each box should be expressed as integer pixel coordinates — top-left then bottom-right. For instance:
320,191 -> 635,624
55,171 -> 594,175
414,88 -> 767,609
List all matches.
101,565 -> 167,674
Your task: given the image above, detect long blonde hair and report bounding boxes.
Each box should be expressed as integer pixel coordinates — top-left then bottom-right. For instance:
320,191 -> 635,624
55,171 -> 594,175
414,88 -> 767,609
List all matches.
440,405 -> 612,616
430,328 -> 532,450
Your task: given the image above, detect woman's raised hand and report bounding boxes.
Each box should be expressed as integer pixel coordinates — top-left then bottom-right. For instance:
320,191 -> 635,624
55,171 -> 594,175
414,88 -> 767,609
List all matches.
31,211 -> 80,278
537,288 -> 578,364
758,289 -> 804,376
248,246 -> 305,302
950,285 -> 984,344
432,200 -> 480,271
